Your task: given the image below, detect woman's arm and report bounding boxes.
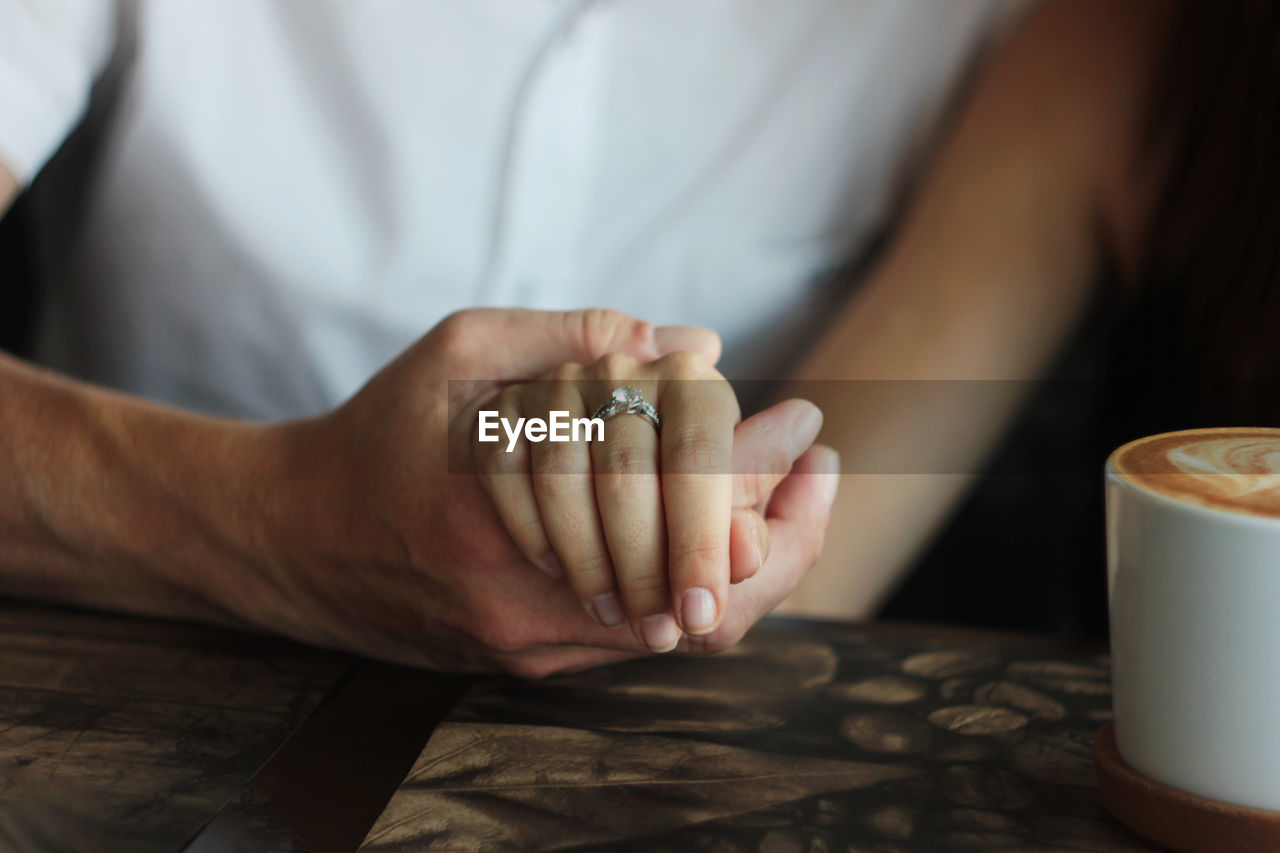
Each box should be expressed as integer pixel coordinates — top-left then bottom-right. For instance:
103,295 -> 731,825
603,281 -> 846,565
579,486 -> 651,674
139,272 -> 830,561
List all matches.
777,0 -> 1169,618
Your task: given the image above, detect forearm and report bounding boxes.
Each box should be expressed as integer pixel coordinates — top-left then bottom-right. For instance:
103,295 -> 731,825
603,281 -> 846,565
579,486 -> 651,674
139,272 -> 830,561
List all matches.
0,351 -> 290,626
775,0 -> 1167,618
779,147 -> 1099,618
773,262 -> 1056,618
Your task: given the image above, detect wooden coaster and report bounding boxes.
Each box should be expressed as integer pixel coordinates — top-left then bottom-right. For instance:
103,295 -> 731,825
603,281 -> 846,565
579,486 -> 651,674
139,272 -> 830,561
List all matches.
1095,724 -> 1280,852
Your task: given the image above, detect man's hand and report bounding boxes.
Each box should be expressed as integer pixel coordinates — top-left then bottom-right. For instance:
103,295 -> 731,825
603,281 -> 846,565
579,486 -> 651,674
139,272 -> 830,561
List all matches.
245,308 -> 838,676
0,307 -> 834,678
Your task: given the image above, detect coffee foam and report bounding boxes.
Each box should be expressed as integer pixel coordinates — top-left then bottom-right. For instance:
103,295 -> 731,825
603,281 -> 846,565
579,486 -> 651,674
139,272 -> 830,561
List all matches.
1111,428 -> 1280,518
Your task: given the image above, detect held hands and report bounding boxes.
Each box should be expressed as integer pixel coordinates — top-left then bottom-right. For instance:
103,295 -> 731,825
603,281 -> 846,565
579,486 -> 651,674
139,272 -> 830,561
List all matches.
473,348 -> 822,652
258,308 -> 837,677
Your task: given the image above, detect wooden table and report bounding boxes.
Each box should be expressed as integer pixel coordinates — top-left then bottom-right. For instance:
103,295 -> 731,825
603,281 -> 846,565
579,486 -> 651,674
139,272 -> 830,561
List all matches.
0,603 -> 1160,851
0,603 -> 350,851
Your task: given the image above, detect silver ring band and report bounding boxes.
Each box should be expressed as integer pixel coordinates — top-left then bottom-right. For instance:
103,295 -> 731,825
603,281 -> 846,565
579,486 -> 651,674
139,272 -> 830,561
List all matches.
592,386 -> 660,432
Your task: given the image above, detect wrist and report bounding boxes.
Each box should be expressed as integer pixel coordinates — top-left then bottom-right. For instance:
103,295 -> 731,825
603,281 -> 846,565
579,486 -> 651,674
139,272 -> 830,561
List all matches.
183,415 -> 361,643
215,411 -> 413,654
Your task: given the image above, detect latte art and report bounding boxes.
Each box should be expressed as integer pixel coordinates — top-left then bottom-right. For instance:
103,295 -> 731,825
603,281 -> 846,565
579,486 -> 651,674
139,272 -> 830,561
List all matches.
1167,442 -> 1280,496
1112,428 -> 1280,518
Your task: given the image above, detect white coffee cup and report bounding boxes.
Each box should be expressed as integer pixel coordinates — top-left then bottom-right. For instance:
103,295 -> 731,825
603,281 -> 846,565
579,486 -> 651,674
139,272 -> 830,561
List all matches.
1106,427 -> 1280,810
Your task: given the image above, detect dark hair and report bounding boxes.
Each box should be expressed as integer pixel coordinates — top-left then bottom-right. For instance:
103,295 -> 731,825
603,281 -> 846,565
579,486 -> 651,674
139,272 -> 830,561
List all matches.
1138,0 -> 1280,413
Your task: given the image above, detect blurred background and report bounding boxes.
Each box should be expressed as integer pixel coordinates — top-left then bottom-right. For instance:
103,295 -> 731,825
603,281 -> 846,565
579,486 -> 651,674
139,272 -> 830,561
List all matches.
0,148 -> 1254,645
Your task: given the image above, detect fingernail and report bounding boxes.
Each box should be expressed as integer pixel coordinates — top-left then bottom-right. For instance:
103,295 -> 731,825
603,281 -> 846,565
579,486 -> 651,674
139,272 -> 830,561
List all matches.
681,587 -> 718,635
789,403 -> 824,459
820,448 -> 840,507
543,553 -> 564,580
589,592 -> 625,628
640,613 -> 681,652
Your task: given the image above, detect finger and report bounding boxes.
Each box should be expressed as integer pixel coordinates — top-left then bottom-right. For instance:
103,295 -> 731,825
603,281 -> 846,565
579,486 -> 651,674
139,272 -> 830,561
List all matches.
474,386 -> 561,579
528,377 -> 627,630
732,399 -> 824,509
727,399 -> 819,585
439,308 -> 719,380
653,325 -> 722,365
587,366 -> 674,652
718,445 -> 841,638
658,354 -> 739,638
729,508 -> 770,585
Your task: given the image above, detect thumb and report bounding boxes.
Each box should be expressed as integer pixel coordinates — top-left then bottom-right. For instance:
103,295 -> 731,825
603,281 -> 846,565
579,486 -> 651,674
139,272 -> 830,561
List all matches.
712,445 -> 840,647
652,325 -> 722,365
435,308 -> 720,380
733,399 -> 824,508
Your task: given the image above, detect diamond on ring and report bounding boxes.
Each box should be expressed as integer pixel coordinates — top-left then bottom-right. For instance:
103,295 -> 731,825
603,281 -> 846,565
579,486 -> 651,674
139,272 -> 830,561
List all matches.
592,385 -> 660,432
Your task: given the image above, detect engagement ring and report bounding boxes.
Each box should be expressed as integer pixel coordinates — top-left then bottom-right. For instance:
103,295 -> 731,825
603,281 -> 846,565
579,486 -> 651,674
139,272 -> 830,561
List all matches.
591,386 -> 660,432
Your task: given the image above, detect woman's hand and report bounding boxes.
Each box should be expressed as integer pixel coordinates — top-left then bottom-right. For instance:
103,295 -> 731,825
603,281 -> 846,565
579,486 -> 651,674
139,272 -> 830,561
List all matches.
473,351 -> 823,652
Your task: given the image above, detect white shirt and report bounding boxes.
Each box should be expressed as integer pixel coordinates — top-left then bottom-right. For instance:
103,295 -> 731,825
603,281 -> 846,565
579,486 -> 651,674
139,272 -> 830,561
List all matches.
0,0 -> 1025,419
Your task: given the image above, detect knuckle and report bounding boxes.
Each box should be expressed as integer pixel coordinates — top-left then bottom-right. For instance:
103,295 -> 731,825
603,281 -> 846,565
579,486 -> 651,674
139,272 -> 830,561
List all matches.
628,319 -> 656,354
601,441 -> 657,476
713,379 -> 741,416
670,541 -> 725,575
532,470 -> 577,500
700,376 -> 741,418
541,374 -> 582,409
571,548 -> 616,581
622,570 -> 670,602
656,350 -> 709,379
541,470 -> 593,507
666,431 -> 728,474
432,310 -> 479,356
594,351 -> 639,380
576,308 -> 631,358
534,444 -> 588,477
552,361 -> 583,382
